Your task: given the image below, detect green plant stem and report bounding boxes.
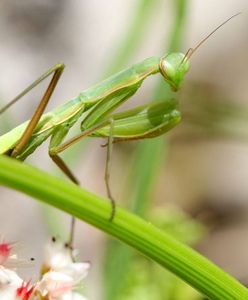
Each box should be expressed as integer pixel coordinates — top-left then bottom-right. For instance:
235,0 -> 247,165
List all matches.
0,156 -> 247,300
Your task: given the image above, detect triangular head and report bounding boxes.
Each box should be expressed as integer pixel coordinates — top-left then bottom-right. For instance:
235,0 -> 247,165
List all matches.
159,12 -> 241,92
159,52 -> 190,92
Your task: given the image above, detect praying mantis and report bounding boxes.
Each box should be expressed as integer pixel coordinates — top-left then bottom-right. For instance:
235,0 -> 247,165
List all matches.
0,14 -> 239,247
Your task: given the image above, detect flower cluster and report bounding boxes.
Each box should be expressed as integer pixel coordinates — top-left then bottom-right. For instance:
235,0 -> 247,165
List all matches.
0,238 -> 90,300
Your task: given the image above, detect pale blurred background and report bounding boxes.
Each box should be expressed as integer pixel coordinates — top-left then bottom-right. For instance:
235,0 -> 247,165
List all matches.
0,1 -> 248,299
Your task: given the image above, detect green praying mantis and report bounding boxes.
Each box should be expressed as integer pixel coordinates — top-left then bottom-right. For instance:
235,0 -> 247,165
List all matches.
0,14 -> 239,247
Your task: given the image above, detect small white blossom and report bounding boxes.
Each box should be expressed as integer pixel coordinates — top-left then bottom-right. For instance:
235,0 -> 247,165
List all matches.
0,266 -> 22,287
0,240 -> 35,300
0,237 -> 90,300
37,271 -> 73,298
36,237 -> 90,300
0,266 -> 34,300
43,238 -> 72,270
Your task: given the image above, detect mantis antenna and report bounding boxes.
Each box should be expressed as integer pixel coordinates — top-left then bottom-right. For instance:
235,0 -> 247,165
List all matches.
182,12 -> 241,63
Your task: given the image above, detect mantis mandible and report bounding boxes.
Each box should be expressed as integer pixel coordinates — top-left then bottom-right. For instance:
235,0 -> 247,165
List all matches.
0,14 -> 239,248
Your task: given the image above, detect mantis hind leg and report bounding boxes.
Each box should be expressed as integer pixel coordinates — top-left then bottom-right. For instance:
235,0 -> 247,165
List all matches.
0,63 -> 65,157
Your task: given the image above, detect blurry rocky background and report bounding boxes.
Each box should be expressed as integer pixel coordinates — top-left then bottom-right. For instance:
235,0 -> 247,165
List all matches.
0,1 -> 248,299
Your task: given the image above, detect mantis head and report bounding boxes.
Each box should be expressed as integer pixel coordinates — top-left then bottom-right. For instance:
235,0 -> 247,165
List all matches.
159,53 -> 189,92
159,13 -> 241,92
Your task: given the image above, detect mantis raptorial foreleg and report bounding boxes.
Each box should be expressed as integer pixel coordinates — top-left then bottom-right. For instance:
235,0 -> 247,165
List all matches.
1,64 -> 81,247
0,64 -> 64,115
5,64 -> 65,158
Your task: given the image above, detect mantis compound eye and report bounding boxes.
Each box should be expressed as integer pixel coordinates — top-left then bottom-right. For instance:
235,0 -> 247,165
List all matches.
159,52 -> 190,92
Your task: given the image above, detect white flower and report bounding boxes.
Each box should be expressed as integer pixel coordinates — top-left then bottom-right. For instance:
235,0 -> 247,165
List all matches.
0,266 -> 34,300
0,239 -> 35,300
42,237 -> 90,280
43,238 -> 73,271
37,271 -> 73,298
36,269 -> 89,300
36,237 -> 90,300
0,237 -> 90,300
0,266 -> 22,286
